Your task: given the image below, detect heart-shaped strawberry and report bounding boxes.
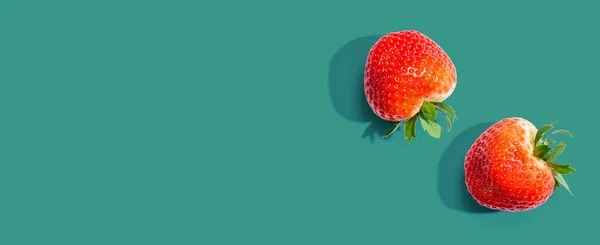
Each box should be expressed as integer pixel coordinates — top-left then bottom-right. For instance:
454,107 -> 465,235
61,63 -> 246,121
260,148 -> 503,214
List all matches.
364,30 -> 457,142
465,118 -> 575,211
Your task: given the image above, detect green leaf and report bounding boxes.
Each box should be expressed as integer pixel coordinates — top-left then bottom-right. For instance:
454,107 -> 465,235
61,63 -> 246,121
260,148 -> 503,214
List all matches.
382,121 -> 403,139
439,110 -> 453,131
404,116 -> 418,143
544,141 -> 566,162
535,123 -> 555,145
534,144 -> 552,159
418,116 -> 442,139
547,162 -> 576,175
543,139 -> 555,146
551,129 -> 573,137
432,102 -> 456,122
554,178 -> 560,190
434,106 -> 453,131
420,101 -> 437,122
382,128 -> 395,139
553,171 -> 573,196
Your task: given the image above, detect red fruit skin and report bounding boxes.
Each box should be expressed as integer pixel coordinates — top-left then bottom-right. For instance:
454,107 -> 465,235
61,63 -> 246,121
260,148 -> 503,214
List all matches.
364,30 -> 456,122
465,118 -> 555,212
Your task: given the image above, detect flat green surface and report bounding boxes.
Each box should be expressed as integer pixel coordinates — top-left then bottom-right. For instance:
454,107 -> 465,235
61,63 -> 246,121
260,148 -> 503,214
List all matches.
1,0 -> 597,244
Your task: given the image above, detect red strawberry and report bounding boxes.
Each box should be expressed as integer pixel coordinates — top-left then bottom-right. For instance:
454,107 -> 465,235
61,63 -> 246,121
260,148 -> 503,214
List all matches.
464,118 -> 575,212
364,30 -> 457,142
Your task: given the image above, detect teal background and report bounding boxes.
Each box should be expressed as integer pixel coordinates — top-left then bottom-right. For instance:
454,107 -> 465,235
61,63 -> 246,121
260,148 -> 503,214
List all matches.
1,0 -> 597,244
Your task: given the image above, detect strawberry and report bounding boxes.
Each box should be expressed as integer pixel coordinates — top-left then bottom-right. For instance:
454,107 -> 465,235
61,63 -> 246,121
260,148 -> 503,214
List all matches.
364,30 -> 457,143
464,118 -> 575,212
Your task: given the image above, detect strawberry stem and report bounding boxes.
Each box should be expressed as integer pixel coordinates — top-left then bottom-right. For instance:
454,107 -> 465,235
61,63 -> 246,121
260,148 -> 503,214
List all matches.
533,121 -> 575,195
380,101 -> 457,143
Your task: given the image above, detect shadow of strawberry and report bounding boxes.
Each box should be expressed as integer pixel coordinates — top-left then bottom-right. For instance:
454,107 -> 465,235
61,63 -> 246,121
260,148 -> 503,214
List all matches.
438,122 -> 498,213
328,35 -> 394,142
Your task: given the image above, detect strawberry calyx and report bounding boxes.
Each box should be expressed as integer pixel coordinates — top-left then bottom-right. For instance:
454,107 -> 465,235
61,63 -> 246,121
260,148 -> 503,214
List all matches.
532,121 -> 575,195
382,101 -> 457,143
